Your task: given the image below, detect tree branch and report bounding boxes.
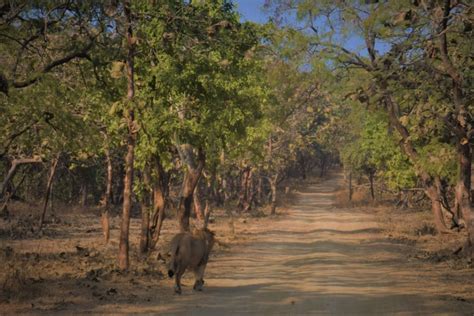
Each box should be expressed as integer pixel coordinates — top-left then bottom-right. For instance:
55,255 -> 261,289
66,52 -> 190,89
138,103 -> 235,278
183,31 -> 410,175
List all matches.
10,42 -> 93,89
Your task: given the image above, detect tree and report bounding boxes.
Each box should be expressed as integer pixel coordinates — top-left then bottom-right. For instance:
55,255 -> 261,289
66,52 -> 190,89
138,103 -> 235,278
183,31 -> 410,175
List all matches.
265,0 -> 472,240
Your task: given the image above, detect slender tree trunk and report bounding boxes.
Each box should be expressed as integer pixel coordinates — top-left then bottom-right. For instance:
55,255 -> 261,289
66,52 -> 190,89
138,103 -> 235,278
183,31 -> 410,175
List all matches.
1,157 -> 42,197
319,156 -> 326,177
222,173 -> 231,204
348,171 -> 353,201
270,173 -> 278,215
238,167 -> 250,211
176,146 -> 205,232
148,156 -> 168,250
39,155 -> 59,230
193,184 -> 204,222
368,171 -> 375,201
0,170 -> 27,216
435,0 -> 472,247
80,181 -> 88,207
299,155 -> 306,180
456,143 -> 473,256
139,203 -> 150,254
209,170 -> 220,206
118,0 -> 136,271
101,149 -> 112,243
50,180 -> 54,214
203,199 -> 211,229
1,163 -> 18,198
150,183 -> 166,249
256,176 -> 263,205
425,178 -> 450,234
243,168 -> 254,212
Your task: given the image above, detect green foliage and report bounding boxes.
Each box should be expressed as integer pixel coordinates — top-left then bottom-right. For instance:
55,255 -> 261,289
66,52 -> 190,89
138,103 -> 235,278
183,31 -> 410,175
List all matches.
340,106 -> 416,190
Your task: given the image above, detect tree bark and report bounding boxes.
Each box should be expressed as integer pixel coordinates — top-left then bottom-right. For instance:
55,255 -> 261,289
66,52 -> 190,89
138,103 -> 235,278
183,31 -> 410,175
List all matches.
137,157 -> 169,255
0,157 -> 42,197
349,171 -> 353,202
256,176 -> 263,205
149,183 -> 166,249
101,149 -> 113,243
319,156 -> 326,177
368,171 -> 375,201
149,176 -> 166,249
243,168 -> 254,212
139,202 -> 150,254
193,183 -> 204,223
203,200 -> 211,229
238,167 -> 250,211
270,173 -> 278,215
455,143 -> 473,256
80,180 -> 88,207
435,0 -> 473,254
425,177 -> 450,233
176,145 -> 205,232
39,155 -> 59,230
118,0 -> 136,271
222,176 -> 229,204
0,169 -> 27,216
299,154 -> 306,180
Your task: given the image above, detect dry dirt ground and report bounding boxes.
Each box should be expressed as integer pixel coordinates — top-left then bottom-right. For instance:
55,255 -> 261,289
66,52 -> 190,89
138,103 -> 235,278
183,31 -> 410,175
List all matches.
1,173 -> 473,315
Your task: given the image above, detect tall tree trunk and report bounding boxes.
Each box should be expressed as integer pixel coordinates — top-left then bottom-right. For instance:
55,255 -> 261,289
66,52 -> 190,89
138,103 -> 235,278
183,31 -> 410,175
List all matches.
139,202 -> 150,254
149,184 -> 166,249
39,155 -> 59,230
299,154 -> 306,180
193,183 -> 204,223
436,0 -> 473,251
243,168 -> 254,212
80,181 -> 88,207
203,200 -> 211,229
118,0 -> 136,271
222,175 -> 230,204
456,143 -> 473,256
425,177 -> 450,233
176,145 -> 205,232
238,167 -> 250,211
101,149 -> 113,243
146,155 -> 168,250
138,168 -> 153,254
348,171 -> 353,202
368,171 -> 375,201
270,173 -> 278,215
256,176 -> 263,205
319,156 -> 326,177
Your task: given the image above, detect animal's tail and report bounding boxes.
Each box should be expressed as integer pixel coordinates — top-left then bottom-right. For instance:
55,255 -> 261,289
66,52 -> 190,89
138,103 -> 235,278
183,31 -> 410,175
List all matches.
168,243 -> 180,278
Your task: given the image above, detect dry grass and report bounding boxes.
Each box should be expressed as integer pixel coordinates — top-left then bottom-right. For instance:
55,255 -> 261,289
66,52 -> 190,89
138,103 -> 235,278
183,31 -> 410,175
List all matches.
333,187 -> 376,208
334,185 -> 472,269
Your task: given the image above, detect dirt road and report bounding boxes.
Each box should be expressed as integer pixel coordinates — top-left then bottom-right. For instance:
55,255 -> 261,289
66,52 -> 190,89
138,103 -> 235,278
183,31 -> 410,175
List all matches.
112,174 -> 473,315
3,173 -> 472,315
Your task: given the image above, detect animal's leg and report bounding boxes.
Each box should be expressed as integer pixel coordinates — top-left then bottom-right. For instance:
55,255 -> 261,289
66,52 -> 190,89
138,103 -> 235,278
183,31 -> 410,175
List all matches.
174,266 -> 185,294
193,265 -> 206,291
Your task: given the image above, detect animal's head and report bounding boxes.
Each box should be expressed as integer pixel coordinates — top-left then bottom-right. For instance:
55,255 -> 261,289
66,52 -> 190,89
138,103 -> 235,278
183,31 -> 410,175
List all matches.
194,227 -> 216,248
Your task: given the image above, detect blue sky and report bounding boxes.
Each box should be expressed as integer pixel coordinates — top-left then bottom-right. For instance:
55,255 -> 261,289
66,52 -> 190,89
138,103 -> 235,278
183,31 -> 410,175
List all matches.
234,0 -> 268,23
233,0 -> 390,57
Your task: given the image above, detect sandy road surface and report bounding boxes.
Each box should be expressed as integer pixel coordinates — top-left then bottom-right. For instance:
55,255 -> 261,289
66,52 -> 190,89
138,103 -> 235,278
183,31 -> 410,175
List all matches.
103,173 -> 472,315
